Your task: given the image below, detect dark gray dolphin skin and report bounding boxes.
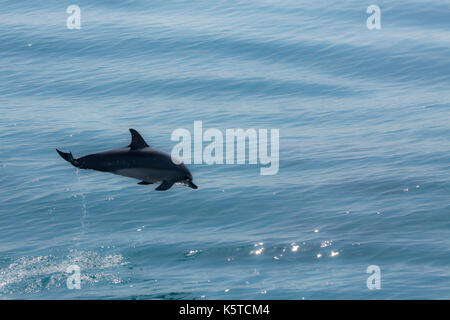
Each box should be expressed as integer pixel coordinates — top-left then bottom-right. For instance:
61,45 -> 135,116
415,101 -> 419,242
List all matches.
56,129 -> 198,191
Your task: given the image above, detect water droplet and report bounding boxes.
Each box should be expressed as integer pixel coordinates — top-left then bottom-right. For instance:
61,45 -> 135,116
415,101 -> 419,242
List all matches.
250,247 -> 264,255
320,240 -> 333,248
330,251 -> 339,257
185,249 -> 200,257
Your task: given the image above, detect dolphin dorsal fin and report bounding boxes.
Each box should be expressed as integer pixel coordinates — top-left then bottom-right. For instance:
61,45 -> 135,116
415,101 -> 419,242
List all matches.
128,129 -> 149,150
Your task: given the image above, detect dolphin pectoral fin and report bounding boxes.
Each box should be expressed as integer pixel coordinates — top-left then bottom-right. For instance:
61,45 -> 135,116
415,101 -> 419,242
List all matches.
138,181 -> 153,185
128,129 -> 150,150
155,181 -> 174,191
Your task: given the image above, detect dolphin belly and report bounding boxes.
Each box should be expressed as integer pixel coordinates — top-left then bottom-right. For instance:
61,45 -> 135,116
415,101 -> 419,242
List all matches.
114,168 -> 180,183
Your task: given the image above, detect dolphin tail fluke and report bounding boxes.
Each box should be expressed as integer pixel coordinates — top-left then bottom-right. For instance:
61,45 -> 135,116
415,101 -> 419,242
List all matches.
56,149 -> 79,167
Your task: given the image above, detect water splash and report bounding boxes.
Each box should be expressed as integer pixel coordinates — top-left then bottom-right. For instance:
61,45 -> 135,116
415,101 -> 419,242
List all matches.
0,250 -> 128,294
75,169 -> 87,235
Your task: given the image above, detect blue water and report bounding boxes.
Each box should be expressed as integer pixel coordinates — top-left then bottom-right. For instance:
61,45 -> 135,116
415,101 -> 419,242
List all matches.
0,0 -> 449,299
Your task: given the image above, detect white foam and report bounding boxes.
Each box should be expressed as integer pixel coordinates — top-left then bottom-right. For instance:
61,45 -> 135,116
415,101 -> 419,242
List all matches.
0,250 -> 128,293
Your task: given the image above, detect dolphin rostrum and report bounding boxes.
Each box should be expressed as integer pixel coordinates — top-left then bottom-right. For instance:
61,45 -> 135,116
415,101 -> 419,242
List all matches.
56,129 -> 198,191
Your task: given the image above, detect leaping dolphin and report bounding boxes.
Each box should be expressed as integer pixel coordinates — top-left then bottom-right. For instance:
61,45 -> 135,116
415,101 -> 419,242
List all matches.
56,129 -> 198,191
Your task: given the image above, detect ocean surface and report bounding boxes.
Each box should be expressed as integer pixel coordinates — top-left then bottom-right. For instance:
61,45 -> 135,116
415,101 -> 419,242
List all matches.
0,0 -> 449,299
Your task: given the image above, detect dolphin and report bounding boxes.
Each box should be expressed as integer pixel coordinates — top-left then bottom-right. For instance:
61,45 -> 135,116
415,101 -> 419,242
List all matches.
56,129 -> 198,191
